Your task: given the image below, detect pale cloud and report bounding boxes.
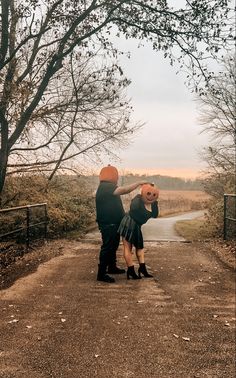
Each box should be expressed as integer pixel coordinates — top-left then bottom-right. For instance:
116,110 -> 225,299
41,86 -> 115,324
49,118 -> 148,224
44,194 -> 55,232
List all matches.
106,37 -> 209,179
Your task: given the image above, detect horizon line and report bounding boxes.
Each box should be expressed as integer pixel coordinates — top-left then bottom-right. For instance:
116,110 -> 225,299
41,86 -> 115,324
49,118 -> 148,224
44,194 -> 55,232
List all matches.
85,167 -> 205,180
80,169 -> 205,180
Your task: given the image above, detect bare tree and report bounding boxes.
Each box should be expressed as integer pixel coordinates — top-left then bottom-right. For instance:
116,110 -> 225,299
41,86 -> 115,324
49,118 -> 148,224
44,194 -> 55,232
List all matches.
195,55 -> 235,235
0,0 -> 233,197
7,50 -> 137,180
197,55 -> 235,196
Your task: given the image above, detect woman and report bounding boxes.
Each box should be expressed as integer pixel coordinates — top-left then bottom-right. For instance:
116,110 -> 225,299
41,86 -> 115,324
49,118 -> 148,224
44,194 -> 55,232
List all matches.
118,183 -> 159,279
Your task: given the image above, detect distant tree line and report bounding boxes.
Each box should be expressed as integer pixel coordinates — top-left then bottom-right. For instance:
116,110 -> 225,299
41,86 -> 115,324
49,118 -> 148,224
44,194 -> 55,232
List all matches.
122,174 -> 203,191
87,174 -> 203,191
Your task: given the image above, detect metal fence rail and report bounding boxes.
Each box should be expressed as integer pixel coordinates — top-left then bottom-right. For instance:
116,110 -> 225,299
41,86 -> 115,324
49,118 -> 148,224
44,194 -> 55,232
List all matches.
0,203 -> 48,249
223,194 -> 236,240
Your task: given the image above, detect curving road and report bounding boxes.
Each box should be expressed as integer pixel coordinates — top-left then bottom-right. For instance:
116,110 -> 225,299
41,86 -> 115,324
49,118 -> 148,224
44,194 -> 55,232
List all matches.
142,210 -> 205,242
85,210 -> 206,242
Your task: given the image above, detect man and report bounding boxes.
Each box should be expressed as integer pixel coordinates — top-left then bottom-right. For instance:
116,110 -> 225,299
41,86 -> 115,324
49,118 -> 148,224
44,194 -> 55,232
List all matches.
96,164 -> 148,283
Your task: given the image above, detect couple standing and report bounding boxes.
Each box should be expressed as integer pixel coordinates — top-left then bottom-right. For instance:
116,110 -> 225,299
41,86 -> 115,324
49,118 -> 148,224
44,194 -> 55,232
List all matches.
96,165 -> 159,283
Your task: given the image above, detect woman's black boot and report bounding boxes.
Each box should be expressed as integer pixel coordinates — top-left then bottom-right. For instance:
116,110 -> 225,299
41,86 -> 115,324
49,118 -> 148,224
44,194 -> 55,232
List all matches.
127,266 -> 141,280
138,263 -> 153,278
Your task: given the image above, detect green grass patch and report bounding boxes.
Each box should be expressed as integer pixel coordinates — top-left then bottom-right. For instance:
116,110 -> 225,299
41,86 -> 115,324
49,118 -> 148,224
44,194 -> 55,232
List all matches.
175,219 -> 214,241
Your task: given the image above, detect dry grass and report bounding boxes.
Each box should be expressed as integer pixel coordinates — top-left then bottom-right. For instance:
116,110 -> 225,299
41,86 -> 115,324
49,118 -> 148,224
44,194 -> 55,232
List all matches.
122,190 -> 211,217
159,190 -> 210,201
175,218 -> 213,241
159,190 -> 211,216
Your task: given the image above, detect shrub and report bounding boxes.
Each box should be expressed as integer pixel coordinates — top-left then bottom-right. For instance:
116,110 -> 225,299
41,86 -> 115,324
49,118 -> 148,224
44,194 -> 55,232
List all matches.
1,175 -> 96,239
203,175 -> 235,238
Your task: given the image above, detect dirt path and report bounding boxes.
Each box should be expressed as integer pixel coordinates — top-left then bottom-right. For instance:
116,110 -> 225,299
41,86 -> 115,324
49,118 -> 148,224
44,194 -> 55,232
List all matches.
0,239 -> 235,378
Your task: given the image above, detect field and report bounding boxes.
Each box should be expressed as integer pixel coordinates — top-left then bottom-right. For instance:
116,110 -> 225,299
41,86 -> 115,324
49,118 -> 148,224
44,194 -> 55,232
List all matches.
175,219 -> 211,241
158,190 -> 211,216
122,190 -> 211,217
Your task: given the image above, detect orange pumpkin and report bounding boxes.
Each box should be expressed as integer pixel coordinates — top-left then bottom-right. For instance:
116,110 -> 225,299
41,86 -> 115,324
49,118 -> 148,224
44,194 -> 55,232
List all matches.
141,184 -> 159,203
99,165 -> 118,184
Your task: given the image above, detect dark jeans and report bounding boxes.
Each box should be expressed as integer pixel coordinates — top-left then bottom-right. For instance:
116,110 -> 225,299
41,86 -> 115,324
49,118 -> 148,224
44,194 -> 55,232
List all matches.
98,224 -> 120,269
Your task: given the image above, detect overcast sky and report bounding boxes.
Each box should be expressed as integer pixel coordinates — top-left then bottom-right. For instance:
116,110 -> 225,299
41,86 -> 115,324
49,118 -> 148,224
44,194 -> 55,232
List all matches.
85,1 -> 233,179
98,37 -> 209,179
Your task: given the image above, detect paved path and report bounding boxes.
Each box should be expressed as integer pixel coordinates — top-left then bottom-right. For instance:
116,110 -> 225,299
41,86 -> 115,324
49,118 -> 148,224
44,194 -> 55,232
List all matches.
142,210 -> 205,242
0,240 -> 235,377
85,210 -> 205,242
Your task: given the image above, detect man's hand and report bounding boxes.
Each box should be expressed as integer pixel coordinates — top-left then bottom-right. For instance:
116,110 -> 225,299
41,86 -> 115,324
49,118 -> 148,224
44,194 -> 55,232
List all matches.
113,181 -> 151,196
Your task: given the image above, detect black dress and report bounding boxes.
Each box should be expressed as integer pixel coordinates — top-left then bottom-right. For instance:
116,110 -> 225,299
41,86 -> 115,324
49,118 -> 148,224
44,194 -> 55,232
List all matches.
118,194 -> 159,249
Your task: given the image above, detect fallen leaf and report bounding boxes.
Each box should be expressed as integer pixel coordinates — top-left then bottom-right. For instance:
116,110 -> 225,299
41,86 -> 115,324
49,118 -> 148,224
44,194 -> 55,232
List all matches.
8,319 -> 19,324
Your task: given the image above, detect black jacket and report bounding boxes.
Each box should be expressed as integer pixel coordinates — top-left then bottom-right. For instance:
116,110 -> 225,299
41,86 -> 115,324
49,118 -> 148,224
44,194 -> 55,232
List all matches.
129,194 -> 159,225
95,181 -> 125,225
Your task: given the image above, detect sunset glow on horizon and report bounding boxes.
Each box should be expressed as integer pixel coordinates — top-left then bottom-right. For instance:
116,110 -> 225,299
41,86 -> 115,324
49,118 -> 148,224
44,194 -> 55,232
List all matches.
90,166 -> 205,180
120,167 -> 203,179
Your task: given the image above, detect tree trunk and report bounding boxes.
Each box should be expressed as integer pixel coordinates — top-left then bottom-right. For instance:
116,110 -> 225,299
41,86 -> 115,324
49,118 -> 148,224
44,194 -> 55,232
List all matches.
0,150 -> 8,203
0,115 -> 9,204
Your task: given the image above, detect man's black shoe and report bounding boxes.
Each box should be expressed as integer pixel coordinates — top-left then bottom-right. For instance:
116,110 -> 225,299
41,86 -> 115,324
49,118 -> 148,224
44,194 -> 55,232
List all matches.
107,266 -> 126,274
97,274 -> 115,283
